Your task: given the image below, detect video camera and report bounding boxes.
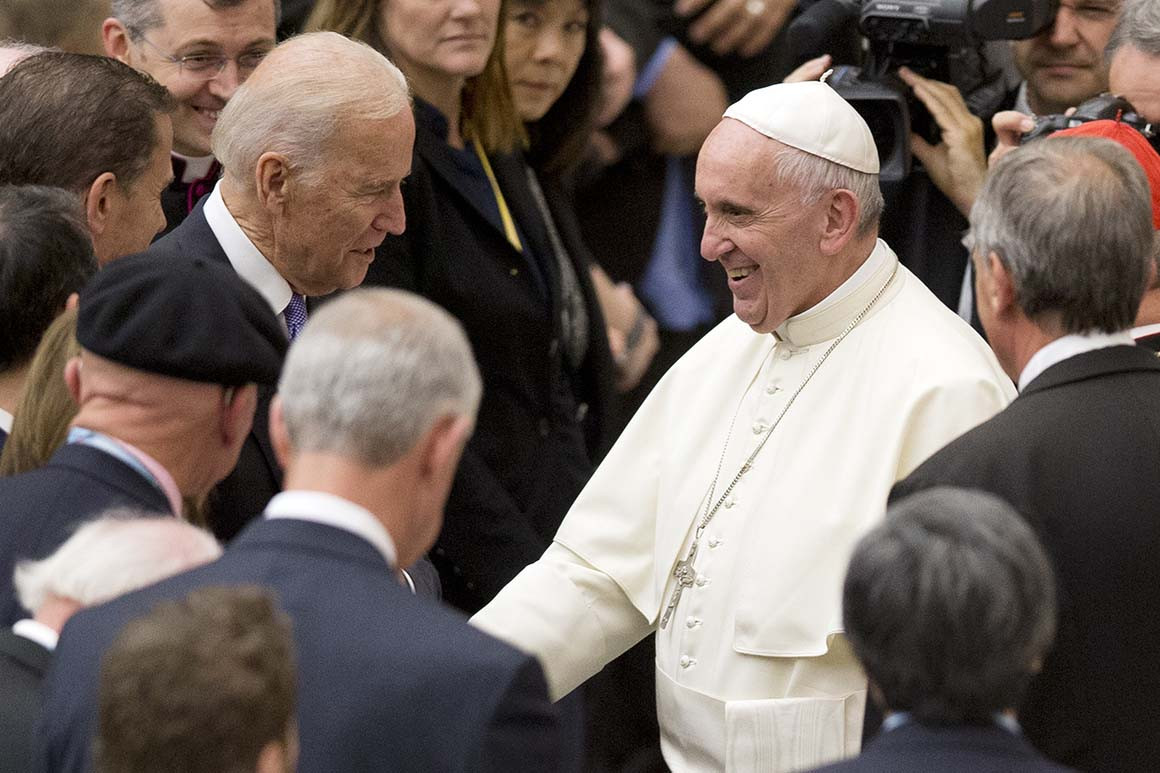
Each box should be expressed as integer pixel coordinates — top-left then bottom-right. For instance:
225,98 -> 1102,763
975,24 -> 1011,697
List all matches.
788,0 -> 1056,181
1022,93 -> 1160,150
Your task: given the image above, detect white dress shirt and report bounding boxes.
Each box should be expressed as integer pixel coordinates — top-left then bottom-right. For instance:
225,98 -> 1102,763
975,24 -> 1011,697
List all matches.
203,183 -> 291,320
1018,331 -> 1135,391
13,618 -> 58,651
264,490 -> 398,568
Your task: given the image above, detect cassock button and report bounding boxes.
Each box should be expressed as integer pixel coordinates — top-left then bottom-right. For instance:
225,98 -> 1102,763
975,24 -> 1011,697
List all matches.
766,384 -> 781,395
779,350 -> 792,360
708,537 -> 721,548
724,498 -> 736,509
695,576 -> 709,587
686,617 -> 701,629
752,422 -> 767,434
679,655 -> 696,668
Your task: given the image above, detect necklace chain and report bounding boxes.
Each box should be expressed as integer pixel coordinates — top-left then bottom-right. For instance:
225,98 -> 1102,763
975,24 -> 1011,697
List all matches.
659,263 -> 898,629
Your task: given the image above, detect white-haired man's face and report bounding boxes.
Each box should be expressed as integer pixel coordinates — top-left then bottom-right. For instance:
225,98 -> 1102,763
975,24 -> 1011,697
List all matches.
270,110 -> 415,297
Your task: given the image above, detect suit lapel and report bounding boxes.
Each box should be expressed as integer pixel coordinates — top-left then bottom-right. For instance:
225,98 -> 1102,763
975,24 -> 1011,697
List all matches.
0,628 -> 52,677
51,445 -> 172,514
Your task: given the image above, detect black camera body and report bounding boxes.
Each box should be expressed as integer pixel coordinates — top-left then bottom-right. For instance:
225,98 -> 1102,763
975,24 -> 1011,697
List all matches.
789,0 -> 1056,180
1021,93 -> 1159,149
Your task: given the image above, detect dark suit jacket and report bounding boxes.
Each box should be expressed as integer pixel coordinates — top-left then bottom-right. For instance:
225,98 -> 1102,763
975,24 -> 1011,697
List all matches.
366,108 -> 614,612
40,517 -> 567,772
0,627 -> 51,773
146,204 -> 283,542
0,444 -> 171,626
810,721 -> 1074,773
890,345 -> 1160,772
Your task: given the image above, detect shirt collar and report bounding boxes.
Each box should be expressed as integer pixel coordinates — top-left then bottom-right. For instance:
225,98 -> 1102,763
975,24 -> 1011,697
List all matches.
202,182 -> 292,317
774,239 -> 899,347
264,490 -> 398,568
1018,330 -> 1135,391
68,427 -> 184,517
1131,322 -> 1160,340
0,407 -> 13,434
172,152 -> 216,184
12,618 -> 58,651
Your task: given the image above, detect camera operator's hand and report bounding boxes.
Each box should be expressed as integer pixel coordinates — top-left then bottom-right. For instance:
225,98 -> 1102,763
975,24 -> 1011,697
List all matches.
898,67 -> 987,218
783,54 -> 832,84
989,110 -> 1036,167
675,0 -> 795,58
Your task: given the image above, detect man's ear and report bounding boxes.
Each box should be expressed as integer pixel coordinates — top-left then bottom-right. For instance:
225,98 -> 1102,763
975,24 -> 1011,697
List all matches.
417,414 -> 472,482
101,18 -> 132,62
85,173 -> 118,240
268,394 -> 292,470
984,251 -> 1017,316
64,356 -> 84,406
254,153 -> 292,215
219,384 -> 258,449
818,189 -> 860,256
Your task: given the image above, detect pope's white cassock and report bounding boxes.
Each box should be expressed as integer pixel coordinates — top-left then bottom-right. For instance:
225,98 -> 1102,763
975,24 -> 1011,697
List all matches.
473,84 -> 1016,772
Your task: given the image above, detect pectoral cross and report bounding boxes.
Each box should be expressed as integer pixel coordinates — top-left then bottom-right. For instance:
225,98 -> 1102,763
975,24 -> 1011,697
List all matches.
659,540 -> 699,629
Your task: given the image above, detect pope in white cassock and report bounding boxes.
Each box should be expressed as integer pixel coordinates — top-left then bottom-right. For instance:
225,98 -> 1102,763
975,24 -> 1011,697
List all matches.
472,81 -> 1016,771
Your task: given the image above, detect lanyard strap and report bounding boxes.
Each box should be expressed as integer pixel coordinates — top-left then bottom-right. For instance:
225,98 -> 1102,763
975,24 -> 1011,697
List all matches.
472,136 -> 523,253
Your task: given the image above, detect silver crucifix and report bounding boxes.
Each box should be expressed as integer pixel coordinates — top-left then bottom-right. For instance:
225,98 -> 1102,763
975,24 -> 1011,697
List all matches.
659,540 -> 700,629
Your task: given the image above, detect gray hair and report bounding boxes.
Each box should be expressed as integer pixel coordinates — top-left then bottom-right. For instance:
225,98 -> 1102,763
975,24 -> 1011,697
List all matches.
111,0 -> 283,38
965,136 -> 1154,333
13,512 -> 222,613
278,288 -> 482,467
771,145 -> 885,235
0,39 -> 49,74
213,31 -> 409,190
1107,0 -> 1160,60
843,487 -> 1057,722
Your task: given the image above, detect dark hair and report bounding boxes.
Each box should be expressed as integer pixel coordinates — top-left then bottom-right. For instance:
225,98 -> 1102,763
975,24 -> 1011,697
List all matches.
0,185 -> 96,372
519,0 -> 604,175
95,585 -> 297,773
0,52 -> 175,194
111,0 -> 284,36
843,487 -> 1057,723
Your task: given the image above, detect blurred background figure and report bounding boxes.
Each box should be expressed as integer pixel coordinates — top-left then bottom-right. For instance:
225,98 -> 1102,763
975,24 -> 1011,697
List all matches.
94,585 -> 296,773
809,487 -> 1066,773
0,52 -> 175,264
0,514 -> 221,773
0,186 -> 97,453
102,0 -> 279,235
0,0 -> 110,55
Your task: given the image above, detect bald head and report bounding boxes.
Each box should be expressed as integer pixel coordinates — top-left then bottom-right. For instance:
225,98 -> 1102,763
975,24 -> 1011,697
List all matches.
213,30 -> 410,189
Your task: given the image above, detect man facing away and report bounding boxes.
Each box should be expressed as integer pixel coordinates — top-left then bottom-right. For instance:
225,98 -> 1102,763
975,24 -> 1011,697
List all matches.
0,514 -> 222,772
0,251 -> 286,625
41,288 -> 566,773
892,136 -> 1160,770
809,487 -> 1071,773
473,80 -> 1015,772
102,0 -> 279,235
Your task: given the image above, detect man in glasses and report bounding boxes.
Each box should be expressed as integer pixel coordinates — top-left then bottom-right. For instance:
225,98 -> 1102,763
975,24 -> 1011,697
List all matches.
102,0 -> 278,236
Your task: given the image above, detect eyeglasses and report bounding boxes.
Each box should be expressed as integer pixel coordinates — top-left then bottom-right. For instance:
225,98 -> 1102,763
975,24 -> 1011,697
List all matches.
130,31 -> 270,80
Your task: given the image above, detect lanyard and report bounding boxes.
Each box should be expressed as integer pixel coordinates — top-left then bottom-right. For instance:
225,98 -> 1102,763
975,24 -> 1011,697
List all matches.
471,136 -> 523,253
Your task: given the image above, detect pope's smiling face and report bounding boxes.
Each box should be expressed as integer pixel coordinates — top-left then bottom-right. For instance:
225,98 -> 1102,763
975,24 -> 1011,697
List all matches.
696,119 -> 832,334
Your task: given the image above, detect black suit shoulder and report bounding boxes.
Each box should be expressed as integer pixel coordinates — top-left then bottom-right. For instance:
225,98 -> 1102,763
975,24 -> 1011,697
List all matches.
891,346 -> 1160,771
0,628 -> 50,773
0,444 -> 170,626
810,723 -> 1074,773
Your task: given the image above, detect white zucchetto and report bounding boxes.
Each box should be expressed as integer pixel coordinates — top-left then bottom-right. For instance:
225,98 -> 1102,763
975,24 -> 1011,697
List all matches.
723,81 -> 880,174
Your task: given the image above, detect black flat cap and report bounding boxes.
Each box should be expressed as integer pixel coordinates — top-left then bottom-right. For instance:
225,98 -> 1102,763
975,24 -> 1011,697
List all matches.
77,252 -> 287,385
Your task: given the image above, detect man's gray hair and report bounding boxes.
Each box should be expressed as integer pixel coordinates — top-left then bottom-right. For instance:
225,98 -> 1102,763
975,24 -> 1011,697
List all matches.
843,487 -> 1057,722
1107,0 -> 1160,59
13,512 -> 222,613
965,136 -> 1154,333
213,31 -> 409,190
278,288 -> 482,467
111,0 -> 283,38
772,145 -> 885,235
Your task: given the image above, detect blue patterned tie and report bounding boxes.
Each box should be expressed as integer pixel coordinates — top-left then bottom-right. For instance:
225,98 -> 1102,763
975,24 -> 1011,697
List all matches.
284,292 -> 308,341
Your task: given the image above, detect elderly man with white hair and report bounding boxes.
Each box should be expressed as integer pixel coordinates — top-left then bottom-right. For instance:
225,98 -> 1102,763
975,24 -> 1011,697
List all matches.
141,30 -> 415,541
472,81 -> 1016,771
0,514 -> 221,772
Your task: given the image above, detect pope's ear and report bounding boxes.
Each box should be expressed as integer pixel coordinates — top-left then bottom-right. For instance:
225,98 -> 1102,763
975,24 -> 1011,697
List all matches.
818,188 -> 860,256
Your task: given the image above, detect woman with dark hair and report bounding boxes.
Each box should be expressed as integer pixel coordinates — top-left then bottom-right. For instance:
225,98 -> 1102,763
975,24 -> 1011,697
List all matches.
307,0 -> 615,614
